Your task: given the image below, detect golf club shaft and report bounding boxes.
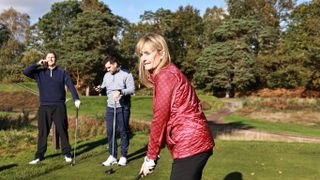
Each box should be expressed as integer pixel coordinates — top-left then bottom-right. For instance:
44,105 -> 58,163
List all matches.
73,108 -> 79,164
112,101 -> 116,157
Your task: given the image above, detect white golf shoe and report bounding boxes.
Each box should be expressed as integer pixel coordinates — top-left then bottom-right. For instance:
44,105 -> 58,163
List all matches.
118,157 -> 127,166
65,155 -> 72,163
29,158 -> 40,165
102,155 -> 117,166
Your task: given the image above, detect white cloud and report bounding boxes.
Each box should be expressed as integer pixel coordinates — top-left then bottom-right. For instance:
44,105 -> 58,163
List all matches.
0,0 -> 63,25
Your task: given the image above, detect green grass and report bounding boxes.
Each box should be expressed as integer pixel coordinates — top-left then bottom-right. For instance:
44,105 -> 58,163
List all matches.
208,140 -> 320,180
0,82 -> 221,121
1,82 -> 319,179
1,137 -> 319,180
199,95 -> 223,115
224,115 -> 320,137
66,96 -> 107,119
0,112 -> 12,116
130,96 -> 153,120
0,82 -> 38,92
65,95 -> 221,121
65,96 -> 153,121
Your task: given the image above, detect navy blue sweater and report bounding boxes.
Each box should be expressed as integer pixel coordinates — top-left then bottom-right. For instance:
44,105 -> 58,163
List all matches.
23,64 -> 79,105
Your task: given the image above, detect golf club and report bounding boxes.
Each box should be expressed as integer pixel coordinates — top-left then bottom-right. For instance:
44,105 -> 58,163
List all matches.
105,166 -> 122,175
136,172 -> 143,180
106,101 -> 117,174
71,107 -> 79,166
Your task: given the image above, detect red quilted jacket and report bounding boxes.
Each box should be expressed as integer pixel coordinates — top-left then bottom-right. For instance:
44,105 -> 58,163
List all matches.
147,64 -> 214,160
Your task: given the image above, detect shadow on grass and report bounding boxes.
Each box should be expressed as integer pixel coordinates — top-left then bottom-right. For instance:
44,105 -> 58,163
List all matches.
44,137 -> 107,159
45,131 -> 140,160
44,152 -> 64,159
224,171 -> 243,180
0,164 -> 18,172
127,145 -> 147,163
208,121 -> 254,138
206,102 -> 255,138
74,137 -> 107,156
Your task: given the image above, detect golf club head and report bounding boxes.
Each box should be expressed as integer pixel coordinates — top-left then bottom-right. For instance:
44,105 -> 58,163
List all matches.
136,172 -> 143,180
105,168 -> 115,174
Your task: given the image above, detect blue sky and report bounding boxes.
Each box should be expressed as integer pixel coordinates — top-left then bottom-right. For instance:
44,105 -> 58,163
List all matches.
102,0 -> 226,23
103,0 -> 311,23
0,0 -> 311,25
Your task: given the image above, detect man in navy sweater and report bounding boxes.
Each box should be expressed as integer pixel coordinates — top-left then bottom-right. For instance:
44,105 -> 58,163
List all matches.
23,51 -> 81,164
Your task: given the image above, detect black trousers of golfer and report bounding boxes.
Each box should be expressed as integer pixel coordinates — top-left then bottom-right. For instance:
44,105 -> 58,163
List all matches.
35,104 -> 71,159
106,106 -> 130,157
170,150 -> 212,180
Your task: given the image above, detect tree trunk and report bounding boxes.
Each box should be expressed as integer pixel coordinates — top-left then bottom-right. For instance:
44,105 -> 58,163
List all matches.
225,89 -> 230,98
85,85 -> 90,96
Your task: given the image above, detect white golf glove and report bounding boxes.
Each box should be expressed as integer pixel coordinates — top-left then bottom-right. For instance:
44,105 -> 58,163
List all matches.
139,156 -> 156,177
75,100 -> 81,109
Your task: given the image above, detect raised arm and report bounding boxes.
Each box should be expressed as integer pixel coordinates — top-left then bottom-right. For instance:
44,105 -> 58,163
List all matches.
23,63 -> 40,79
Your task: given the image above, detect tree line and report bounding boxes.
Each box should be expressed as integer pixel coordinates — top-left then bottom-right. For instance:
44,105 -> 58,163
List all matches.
0,0 -> 319,97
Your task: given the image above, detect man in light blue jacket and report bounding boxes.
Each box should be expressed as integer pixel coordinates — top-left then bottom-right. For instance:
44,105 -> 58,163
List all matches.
95,57 -> 135,166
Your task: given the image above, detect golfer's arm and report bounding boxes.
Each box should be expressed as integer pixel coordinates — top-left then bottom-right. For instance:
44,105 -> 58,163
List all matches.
65,72 -> 79,100
147,73 -> 176,160
121,73 -> 135,95
23,63 -> 39,79
100,74 -> 108,93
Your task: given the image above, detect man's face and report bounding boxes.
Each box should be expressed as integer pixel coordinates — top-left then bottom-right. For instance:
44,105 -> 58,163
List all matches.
46,53 -> 56,67
105,61 -> 118,74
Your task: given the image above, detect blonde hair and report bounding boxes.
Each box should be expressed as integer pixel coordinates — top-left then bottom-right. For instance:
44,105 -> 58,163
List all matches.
136,33 -> 171,88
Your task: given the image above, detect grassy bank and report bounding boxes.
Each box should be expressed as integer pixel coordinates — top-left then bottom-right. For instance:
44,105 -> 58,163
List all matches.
224,115 -> 320,137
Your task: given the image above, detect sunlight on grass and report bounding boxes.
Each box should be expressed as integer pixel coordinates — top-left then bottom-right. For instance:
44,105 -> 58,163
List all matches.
1,138 -> 319,180
224,115 -> 320,137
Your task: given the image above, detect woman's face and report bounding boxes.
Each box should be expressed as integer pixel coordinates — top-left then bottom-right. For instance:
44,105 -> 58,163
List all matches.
139,43 -> 163,71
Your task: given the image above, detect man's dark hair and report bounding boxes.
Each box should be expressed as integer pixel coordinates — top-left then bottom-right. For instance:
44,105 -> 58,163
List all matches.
106,56 -> 120,67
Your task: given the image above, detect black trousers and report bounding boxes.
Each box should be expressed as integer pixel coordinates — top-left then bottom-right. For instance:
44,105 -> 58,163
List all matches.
35,105 -> 71,159
170,150 -> 213,180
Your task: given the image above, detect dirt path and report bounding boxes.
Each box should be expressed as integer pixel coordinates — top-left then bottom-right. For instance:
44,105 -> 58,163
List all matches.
207,100 -> 320,143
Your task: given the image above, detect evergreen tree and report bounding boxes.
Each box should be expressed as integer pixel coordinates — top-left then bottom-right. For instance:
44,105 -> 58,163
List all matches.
269,0 -> 320,90
30,0 -> 82,53
0,23 -> 10,46
194,18 -> 258,97
60,10 -> 122,95
202,6 -> 228,46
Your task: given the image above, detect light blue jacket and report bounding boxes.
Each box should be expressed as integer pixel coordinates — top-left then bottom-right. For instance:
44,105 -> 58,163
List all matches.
101,67 -> 135,108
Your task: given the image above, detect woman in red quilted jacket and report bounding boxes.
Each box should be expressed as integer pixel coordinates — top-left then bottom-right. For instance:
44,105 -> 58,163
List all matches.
136,33 -> 214,180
